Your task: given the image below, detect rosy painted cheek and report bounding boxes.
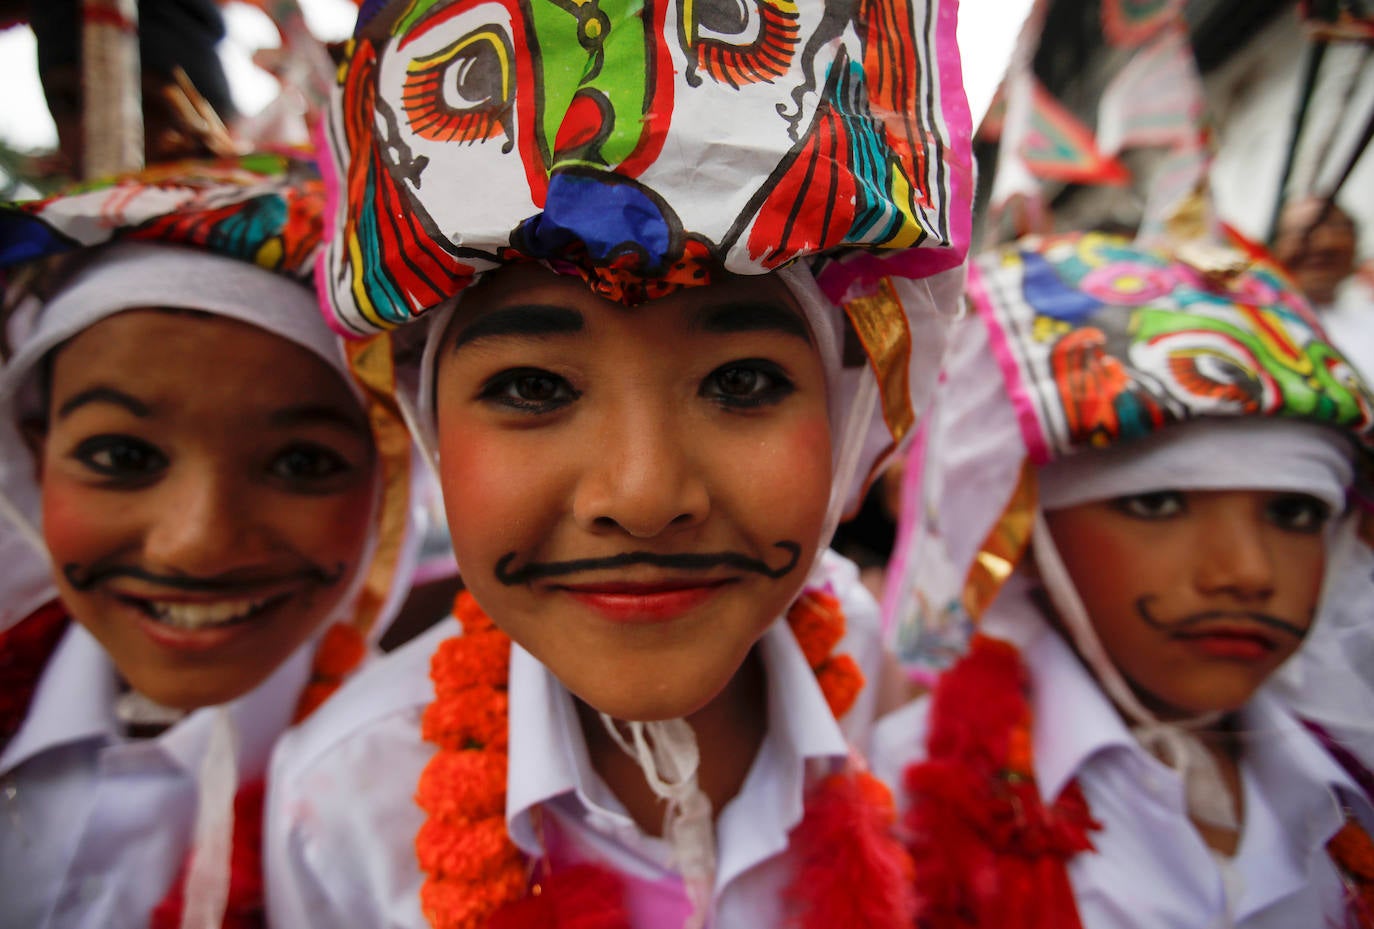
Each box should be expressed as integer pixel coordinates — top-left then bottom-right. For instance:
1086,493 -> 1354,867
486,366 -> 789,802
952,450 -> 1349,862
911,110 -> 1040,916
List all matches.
40,481 -> 101,567
771,415 -> 833,501
436,433 -> 517,537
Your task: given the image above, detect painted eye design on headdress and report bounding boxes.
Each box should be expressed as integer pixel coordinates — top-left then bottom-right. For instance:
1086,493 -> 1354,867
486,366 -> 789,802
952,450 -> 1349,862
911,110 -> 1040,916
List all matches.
403,28 -> 514,145
1136,328 -> 1276,416
684,0 -> 800,88
1321,354 -> 1374,429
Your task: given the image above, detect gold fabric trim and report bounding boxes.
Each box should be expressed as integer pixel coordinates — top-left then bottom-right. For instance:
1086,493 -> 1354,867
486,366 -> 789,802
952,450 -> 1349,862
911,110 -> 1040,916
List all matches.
344,332 -> 413,641
961,460 -> 1036,623
844,278 -> 915,446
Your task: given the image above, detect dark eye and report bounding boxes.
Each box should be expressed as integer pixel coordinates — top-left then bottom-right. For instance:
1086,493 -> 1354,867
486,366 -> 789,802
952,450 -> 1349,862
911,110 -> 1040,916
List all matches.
270,443 -> 355,485
72,435 -> 167,481
1112,491 -> 1184,520
702,360 -> 795,409
480,368 -> 578,414
1266,493 -> 1331,534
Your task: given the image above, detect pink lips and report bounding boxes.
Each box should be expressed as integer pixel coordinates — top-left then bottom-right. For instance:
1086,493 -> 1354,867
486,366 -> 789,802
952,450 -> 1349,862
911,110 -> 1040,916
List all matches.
558,579 -> 734,624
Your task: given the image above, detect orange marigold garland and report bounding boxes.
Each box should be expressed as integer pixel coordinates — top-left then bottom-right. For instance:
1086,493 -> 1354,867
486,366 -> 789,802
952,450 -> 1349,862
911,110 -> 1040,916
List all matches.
416,595 -> 527,929
292,622 -> 368,722
786,589 -> 865,718
418,587 -> 913,929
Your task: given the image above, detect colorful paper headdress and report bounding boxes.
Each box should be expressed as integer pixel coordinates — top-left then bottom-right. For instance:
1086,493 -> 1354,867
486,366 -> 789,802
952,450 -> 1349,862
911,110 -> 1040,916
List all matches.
318,0 -> 973,336
886,230 -> 1374,672
0,153 -> 325,285
973,230 -> 1374,464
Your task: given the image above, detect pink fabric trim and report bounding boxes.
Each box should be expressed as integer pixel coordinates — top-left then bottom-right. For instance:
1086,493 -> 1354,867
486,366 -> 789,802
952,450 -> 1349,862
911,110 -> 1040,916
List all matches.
312,113 -> 356,339
966,264 -> 1051,464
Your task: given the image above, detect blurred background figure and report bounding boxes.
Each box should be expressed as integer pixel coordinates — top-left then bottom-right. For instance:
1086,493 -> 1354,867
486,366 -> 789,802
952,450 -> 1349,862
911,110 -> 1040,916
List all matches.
1272,195 -> 1359,307
0,0 -> 239,179
1272,194 -> 1373,378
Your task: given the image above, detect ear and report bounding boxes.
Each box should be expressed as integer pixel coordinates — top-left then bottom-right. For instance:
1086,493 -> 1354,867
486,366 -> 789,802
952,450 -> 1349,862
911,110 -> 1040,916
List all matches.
18,417 -> 48,482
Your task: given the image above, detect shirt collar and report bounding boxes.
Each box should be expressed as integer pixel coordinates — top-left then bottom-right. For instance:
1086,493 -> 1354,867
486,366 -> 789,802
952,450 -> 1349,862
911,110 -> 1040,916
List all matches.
1017,604 -> 1374,897
1,622 -> 314,779
505,620 -> 852,857
1,623 -> 118,773
1020,612 -> 1140,803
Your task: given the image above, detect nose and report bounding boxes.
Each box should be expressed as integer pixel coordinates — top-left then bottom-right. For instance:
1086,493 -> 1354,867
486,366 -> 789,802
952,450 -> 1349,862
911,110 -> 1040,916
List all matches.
571,405 -> 710,539
141,464 -> 270,577
1192,499 -> 1276,602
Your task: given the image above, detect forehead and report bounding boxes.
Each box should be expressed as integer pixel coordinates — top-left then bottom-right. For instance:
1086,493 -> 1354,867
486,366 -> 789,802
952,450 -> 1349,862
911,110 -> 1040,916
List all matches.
51,309 -> 357,408
442,263 -> 809,338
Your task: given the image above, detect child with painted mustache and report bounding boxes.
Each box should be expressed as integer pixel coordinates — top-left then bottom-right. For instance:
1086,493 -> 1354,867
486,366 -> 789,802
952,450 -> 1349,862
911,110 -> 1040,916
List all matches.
0,156 -> 417,929
262,0 -> 973,925
875,230 -> 1374,929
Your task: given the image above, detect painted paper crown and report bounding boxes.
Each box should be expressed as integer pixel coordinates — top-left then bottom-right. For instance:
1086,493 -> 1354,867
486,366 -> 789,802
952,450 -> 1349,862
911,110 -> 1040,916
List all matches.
319,0 -> 972,335
0,153 -> 325,285
971,230 -> 1374,462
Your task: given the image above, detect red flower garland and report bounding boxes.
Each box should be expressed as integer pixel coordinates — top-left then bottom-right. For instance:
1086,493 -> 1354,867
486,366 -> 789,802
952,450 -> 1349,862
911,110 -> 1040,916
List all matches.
417,588 -> 912,929
900,634 -> 1098,929
903,633 -> 1374,929
149,781 -> 269,929
1329,820 -> 1374,927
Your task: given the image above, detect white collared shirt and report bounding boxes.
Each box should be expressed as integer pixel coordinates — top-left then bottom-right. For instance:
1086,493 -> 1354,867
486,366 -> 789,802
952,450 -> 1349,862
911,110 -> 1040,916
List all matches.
265,550 -> 882,929
0,623 -> 313,929
872,613 -> 1374,929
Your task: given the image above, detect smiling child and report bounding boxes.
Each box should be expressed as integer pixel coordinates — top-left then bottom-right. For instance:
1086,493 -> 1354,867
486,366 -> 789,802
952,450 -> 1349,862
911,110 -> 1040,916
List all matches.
0,157 -> 415,929
263,0 -> 972,925
876,231 -> 1374,928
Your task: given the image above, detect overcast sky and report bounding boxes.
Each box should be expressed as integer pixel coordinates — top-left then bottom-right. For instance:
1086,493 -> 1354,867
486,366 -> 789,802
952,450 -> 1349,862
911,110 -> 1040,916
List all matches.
0,0 -> 1027,153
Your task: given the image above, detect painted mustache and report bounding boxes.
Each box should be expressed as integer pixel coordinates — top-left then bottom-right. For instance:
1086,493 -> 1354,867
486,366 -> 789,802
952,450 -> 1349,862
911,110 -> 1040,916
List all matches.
1136,595 -> 1309,640
494,541 -> 802,586
63,561 -> 347,593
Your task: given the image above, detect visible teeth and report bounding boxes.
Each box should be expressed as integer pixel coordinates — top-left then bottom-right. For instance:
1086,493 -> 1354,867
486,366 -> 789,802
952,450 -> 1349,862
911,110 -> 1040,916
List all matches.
148,599 -> 266,629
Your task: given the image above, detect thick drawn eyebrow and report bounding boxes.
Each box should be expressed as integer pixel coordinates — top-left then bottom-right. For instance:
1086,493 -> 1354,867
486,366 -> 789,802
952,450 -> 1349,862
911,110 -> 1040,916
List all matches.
56,386 -> 151,420
268,404 -> 371,434
451,305 -> 585,351
692,302 -> 813,344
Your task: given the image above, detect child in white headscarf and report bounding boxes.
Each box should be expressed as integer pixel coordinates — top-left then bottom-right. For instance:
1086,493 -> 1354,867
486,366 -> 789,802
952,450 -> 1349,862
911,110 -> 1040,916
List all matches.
0,156 -> 417,929
264,0 -> 974,925
876,230 -> 1374,929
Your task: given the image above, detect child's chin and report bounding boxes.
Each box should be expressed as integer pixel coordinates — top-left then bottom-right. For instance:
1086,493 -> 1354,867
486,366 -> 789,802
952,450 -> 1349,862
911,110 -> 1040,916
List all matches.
122,664 -> 273,713
572,681 -> 721,725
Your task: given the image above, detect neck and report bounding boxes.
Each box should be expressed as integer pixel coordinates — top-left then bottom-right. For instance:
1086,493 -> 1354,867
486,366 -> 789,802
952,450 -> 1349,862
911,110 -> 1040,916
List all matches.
576,647 -> 768,837
1191,726 -> 1244,857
